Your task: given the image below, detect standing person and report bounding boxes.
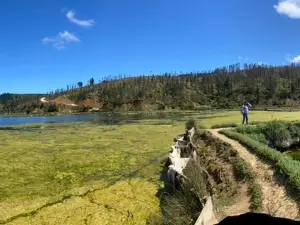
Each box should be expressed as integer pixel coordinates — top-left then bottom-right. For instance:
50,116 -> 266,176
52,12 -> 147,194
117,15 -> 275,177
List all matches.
241,102 -> 252,125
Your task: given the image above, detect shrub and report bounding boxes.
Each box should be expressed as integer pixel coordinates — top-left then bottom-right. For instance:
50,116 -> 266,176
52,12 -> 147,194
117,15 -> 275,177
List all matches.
261,121 -> 291,148
287,123 -> 300,138
186,119 -> 197,130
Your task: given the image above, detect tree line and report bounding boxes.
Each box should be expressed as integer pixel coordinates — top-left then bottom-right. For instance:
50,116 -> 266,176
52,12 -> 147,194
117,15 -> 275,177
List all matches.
2,63 -> 300,113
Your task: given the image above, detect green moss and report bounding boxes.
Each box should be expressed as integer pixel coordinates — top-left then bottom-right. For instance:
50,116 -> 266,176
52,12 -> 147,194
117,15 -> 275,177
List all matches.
0,122 -> 183,224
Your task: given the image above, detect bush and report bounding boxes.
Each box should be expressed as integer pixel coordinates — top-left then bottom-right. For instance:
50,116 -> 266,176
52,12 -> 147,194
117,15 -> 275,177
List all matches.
186,119 -> 197,130
261,121 -> 291,148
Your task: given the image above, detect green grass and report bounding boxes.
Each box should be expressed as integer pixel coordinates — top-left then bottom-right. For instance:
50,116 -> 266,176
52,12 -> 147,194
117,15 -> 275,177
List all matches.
195,111 -> 300,128
249,182 -> 262,211
233,158 -> 250,181
0,122 -> 183,224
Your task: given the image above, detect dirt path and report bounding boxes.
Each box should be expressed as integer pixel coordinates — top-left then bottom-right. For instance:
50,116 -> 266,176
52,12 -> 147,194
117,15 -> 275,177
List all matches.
40,97 -> 49,103
208,129 -> 300,220
219,183 -> 251,218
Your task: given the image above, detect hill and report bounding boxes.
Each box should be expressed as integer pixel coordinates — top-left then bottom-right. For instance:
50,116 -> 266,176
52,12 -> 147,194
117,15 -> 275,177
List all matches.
2,63 -> 300,114
0,93 -> 44,114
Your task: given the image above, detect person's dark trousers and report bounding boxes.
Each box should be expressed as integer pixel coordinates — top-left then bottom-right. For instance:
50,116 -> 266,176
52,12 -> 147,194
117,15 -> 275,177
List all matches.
242,113 -> 248,125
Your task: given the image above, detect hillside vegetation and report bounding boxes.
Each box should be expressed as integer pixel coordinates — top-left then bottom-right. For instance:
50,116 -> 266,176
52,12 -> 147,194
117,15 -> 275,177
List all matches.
3,63 -> 300,113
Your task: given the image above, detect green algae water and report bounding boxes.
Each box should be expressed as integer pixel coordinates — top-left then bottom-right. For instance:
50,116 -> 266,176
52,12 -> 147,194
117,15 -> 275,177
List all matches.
0,122 -> 183,225
286,150 -> 300,161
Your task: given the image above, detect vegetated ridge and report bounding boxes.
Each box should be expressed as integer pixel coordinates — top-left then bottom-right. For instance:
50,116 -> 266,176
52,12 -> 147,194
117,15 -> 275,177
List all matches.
3,63 -> 300,113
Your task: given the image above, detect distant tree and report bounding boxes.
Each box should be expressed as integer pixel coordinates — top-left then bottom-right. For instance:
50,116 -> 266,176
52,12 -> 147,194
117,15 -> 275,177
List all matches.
89,78 -> 95,86
78,82 -> 83,88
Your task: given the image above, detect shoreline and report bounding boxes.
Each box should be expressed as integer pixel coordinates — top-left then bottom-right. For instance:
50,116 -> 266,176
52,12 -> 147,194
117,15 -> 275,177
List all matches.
2,107 -> 300,118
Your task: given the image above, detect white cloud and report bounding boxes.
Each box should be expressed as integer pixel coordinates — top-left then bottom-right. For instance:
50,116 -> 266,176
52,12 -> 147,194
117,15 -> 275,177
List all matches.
42,31 -> 80,50
286,55 -> 300,63
274,0 -> 300,19
66,10 -> 96,27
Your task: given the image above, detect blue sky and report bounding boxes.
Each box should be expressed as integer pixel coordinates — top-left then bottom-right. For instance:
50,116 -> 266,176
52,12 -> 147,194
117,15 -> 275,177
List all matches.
1,0 -> 300,93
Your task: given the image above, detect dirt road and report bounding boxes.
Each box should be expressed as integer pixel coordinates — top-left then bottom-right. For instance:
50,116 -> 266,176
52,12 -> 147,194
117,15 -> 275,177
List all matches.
208,129 -> 299,220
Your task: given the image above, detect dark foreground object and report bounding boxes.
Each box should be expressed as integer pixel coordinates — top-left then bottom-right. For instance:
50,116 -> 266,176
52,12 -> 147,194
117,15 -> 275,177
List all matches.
217,212 -> 300,225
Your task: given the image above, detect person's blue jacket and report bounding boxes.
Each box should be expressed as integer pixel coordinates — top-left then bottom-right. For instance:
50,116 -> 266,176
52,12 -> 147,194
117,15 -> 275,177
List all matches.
241,103 -> 252,114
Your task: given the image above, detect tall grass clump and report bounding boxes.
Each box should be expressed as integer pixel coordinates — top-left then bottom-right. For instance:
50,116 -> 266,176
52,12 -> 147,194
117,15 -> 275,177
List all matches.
160,160 -> 207,225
